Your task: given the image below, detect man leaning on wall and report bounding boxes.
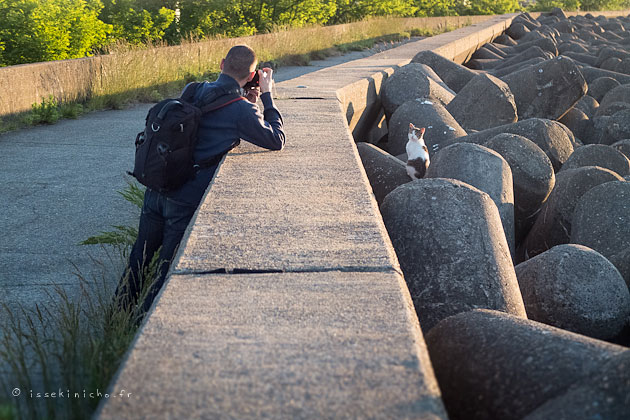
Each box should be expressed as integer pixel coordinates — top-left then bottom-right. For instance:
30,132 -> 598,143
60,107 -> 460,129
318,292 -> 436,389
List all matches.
113,44 -> 286,319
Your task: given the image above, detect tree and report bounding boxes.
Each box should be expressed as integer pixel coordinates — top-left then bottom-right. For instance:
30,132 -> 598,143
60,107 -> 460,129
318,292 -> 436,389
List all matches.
99,0 -> 176,45
458,0 -> 520,15
331,0 -> 417,23
0,0 -> 111,65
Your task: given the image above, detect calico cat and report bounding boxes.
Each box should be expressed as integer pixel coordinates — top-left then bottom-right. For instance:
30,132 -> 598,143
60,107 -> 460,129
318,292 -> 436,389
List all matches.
406,123 -> 430,180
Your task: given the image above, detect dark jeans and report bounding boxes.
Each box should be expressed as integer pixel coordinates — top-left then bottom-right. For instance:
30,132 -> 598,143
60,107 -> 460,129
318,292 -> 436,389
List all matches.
114,188 -> 197,315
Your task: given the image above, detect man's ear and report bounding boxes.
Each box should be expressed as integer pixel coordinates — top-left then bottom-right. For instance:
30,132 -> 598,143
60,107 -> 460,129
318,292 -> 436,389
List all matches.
220,58 -> 225,71
246,71 -> 255,82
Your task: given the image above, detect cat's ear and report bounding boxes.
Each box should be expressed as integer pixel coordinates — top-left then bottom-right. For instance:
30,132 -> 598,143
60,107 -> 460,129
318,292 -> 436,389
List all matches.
409,123 -> 414,130
420,127 -> 426,136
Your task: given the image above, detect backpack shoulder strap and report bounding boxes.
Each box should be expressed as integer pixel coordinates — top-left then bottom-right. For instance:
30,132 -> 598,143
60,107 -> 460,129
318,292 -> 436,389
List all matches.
198,88 -> 244,114
180,82 -> 202,103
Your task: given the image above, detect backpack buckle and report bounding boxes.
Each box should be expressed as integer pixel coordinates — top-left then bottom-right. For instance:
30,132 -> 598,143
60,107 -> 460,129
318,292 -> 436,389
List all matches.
152,123 -> 161,132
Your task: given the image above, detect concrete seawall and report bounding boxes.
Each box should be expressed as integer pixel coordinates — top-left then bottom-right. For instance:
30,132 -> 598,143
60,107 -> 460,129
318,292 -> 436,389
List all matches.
95,14 -> 517,419
0,15 -> 490,118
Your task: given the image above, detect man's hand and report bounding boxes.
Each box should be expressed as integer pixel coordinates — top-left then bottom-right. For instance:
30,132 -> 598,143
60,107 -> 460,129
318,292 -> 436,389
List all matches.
259,68 -> 273,94
245,87 -> 260,103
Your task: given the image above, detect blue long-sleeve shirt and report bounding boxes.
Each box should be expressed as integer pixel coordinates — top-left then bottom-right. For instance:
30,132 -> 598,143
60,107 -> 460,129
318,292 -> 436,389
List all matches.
166,73 -> 285,206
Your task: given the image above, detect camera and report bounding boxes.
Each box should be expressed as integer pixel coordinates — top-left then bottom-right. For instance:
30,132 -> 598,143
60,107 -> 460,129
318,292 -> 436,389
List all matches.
243,71 -> 259,90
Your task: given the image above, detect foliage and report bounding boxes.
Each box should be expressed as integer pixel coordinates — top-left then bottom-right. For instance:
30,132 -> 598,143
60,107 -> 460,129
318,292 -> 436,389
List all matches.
0,247 -> 152,419
579,0 -> 630,10
81,181 -> 145,246
29,96 -> 61,125
0,0 -> 111,65
416,0 -> 520,16
100,0 -> 176,45
0,0 -> 519,66
529,0 -> 630,10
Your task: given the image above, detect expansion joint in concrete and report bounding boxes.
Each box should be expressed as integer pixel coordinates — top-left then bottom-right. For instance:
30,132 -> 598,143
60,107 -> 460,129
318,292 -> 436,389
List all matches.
175,266 -> 403,277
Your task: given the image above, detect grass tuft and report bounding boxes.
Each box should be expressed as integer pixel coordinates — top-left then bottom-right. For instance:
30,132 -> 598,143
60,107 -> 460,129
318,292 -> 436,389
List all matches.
0,181 -> 151,419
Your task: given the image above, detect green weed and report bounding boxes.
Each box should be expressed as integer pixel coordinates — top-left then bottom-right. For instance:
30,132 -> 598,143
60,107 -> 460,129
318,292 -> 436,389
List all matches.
81,181 -> 144,247
29,96 -> 61,125
0,181 -> 155,419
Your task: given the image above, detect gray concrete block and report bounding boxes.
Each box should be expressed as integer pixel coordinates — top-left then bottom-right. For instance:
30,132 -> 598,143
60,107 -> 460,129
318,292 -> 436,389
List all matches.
600,56 -> 622,71
574,94 -> 599,117
571,180 -> 630,258
524,351 -> 630,420
515,244 -> 630,339
501,57 -> 587,121
507,21 -> 531,39
380,179 -> 526,333
594,100 -> 630,118
596,83 -> 630,116
609,247 -> 630,289
560,144 -> 630,176
97,272 -> 449,419
561,51 -> 598,66
483,133 -> 555,245
558,107 -> 589,140
425,143 -> 516,256
495,46 -> 554,71
425,309 -> 627,420
410,50 -> 477,93
381,63 -> 454,119
587,76 -> 621,102
580,65 -> 630,85
518,166 -> 623,261
387,98 -> 466,157
491,57 -> 545,78
611,138 -> 630,158
356,142 -> 410,206
495,33 -> 518,46
615,57 -> 630,75
438,118 -> 575,172
446,73 -> 517,131
602,109 -> 630,144
512,37 -> 559,56
471,46 -> 504,60
466,58 -> 501,70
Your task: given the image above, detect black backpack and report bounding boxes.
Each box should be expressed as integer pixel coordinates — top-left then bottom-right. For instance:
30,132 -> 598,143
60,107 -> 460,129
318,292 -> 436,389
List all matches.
129,83 -> 243,192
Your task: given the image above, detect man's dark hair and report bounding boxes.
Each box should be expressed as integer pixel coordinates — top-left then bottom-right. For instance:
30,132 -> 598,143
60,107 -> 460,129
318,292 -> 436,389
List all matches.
223,45 -> 257,80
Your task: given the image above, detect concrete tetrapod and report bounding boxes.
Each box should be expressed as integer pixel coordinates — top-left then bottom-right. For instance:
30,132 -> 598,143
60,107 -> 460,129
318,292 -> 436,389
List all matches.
380,178 -> 526,333
560,143 -> 630,176
523,351 -> 630,420
515,244 -> 630,340
571,180 -> 630,258
387,98 -> 466,157
609,248 -> 630,289
424,309 -> 628,420
436,118 -> 574,171
483,133 -> 555,245
517,166 -> 623,262
501,56 -> 587,121
381,63 -> 454,119
445,73 -> 517,132
356,142 -> 410,206
410,50 -> 477,93
611,138 -> 630,159
425,143 -> 516,258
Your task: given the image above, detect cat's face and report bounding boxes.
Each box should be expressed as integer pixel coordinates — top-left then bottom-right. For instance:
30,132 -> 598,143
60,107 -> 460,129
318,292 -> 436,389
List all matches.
408,123 -> 426,143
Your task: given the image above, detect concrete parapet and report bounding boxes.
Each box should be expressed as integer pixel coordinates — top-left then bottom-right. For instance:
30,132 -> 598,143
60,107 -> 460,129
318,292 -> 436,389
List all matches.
98,271 -> 447,419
